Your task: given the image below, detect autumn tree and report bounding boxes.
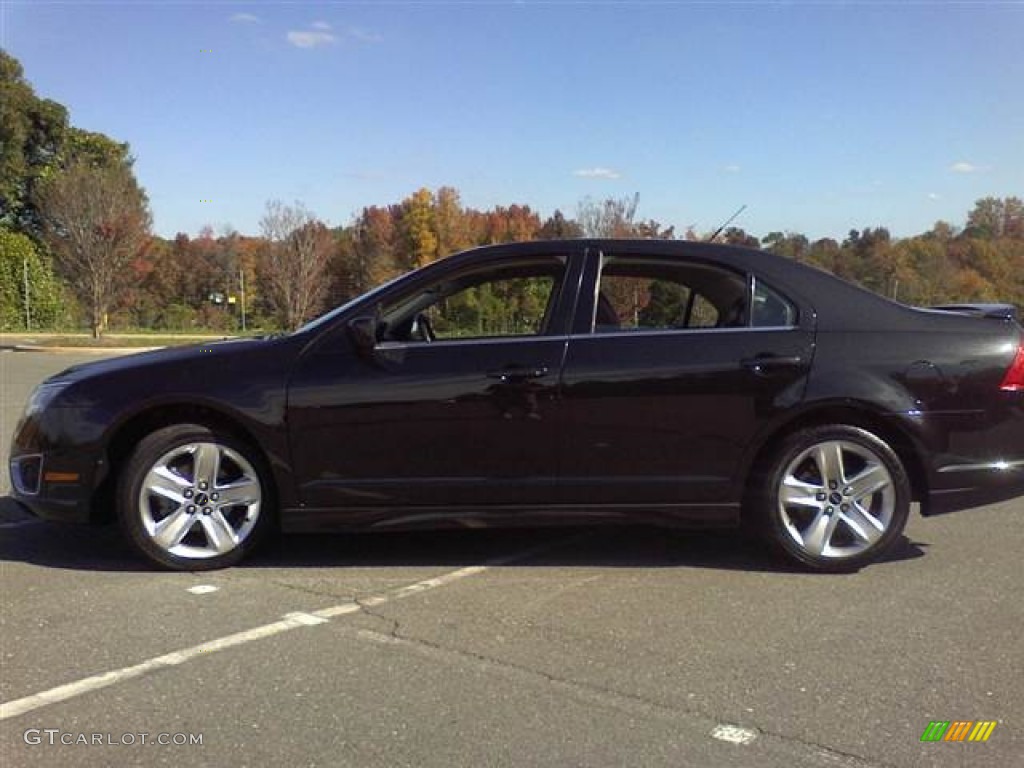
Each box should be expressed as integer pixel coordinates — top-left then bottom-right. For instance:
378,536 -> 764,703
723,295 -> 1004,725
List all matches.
35,159 -> 151,337
965,196 -> 1024,240
399,188 -> 439,269
713,227 -> 756,247
259,200 -> 334,330
434,186 -> 474,256
577,194 -> 640,238
341,205 -> 401,297
482,205 -> 542,243
538,210 -> 583,240
762,232 -> 810,261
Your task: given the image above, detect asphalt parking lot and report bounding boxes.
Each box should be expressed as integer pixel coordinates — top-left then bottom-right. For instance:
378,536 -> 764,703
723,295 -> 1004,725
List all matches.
1,350 -> 1021,767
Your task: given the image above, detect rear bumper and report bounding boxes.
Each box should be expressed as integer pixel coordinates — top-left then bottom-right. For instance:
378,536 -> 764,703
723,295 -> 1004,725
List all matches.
925,459 -> 1024,515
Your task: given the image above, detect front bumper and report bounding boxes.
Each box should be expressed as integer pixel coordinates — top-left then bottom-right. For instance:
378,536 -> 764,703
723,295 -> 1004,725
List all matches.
9,452 -> 99,523
9,402 -> 107,524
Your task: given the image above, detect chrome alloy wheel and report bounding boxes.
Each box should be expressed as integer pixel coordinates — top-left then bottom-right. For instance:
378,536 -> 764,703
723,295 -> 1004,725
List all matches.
777,439 -> 896,560
137,441 -> 262,560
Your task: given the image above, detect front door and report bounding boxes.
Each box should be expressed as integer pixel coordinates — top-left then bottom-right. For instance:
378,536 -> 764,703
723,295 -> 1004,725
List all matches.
287,250 -> 580,512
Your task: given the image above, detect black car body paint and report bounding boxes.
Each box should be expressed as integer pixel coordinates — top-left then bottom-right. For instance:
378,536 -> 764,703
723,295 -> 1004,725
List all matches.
10,241 -> 1024,551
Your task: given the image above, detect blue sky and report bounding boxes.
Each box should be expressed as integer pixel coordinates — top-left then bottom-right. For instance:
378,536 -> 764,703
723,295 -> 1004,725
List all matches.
3,1 -> 1022,241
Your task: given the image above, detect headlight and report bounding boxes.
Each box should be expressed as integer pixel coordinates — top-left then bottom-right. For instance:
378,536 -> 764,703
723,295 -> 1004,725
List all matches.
23,380 -> 72,417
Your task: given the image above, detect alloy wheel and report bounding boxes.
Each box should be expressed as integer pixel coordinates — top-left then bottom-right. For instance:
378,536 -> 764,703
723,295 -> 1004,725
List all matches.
776,439 -> 896,560
137,441 -> 262,560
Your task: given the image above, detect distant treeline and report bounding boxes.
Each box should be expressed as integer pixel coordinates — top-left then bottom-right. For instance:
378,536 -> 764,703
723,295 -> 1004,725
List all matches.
98,191 -> 1024,333
1,48 -> 1021,334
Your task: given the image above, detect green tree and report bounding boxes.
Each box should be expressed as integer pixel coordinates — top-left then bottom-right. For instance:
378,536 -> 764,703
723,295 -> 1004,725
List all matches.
762,231 -> 809,261
0,227 -> 62,329
63,128 -> 132,170
0,51 -> 70,236
638,280 -> 687,327
965,196 -> 1024,240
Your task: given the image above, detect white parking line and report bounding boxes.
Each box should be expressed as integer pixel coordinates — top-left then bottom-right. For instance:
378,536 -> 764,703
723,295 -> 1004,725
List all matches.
709,723 -> 758,744
0,537 -> 569,721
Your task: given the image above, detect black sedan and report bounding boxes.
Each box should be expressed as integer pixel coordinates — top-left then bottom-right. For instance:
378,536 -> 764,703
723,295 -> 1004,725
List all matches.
9,240 -> 1024,571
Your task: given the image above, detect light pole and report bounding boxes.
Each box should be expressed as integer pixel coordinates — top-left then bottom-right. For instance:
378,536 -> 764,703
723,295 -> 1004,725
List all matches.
239,267 -> 246,333
23,255 -> 31,330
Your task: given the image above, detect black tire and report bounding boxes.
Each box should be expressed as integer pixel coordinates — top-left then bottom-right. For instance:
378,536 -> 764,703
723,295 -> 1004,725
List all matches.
117,423 -> 273,570
755,425 -> 911,572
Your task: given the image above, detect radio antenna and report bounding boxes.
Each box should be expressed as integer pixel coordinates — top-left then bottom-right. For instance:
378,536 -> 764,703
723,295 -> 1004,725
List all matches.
707,204 -> 747,242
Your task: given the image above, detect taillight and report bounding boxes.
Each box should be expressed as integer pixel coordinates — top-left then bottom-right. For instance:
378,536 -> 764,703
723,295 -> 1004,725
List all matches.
1001,344 -> 1024,391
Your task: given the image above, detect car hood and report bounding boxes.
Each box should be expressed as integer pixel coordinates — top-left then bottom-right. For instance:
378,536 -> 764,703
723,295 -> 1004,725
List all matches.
48,337 -> 276,383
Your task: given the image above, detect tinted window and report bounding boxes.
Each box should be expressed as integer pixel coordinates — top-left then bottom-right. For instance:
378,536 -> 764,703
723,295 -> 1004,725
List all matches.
381,258 -> 565,342
593,257 -> 748,332
752,279 -> 798,327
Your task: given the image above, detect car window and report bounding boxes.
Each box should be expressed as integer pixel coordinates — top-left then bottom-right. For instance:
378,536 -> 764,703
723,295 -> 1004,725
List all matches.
752,278 -> 798,328
381,258 -> 565,342
593,257 -> 748,332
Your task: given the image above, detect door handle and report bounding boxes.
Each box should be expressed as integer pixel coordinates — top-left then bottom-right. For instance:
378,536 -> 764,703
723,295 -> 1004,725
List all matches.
741,355 -> 803,375
486,366 -> 550,382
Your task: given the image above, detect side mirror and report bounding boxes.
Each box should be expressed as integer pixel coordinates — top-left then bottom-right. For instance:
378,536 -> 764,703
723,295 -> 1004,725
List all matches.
347,315 -> 380,354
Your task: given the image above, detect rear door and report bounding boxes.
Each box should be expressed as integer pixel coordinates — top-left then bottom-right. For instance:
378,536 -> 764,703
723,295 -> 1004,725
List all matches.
559,246 -> 814,510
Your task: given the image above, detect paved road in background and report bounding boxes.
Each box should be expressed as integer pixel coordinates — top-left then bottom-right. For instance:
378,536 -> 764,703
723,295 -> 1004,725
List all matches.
2,350 -> 1021,767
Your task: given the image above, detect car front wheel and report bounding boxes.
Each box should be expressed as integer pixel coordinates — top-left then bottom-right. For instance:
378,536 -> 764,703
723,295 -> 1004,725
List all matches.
759,425 -> 911,572
117,424 -> 271,570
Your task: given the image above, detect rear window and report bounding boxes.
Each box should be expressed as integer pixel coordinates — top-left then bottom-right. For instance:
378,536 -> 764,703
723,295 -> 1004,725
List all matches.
594,257 -> 749,332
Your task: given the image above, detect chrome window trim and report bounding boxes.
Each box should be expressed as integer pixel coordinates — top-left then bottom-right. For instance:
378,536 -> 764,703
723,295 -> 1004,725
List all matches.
376,334 -> 572,351
376,324 -> 804,350
571,326 -> 803,340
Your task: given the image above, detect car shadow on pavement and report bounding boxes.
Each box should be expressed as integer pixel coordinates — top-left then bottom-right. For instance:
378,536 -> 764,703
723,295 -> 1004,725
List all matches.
0,495 -> 926,574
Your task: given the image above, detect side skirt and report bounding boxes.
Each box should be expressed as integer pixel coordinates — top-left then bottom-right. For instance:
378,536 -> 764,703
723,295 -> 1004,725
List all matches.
279,502 -> 740,534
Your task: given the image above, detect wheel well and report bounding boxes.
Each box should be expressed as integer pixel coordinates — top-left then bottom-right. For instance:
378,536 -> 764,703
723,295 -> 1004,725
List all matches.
745,405 -> 929,513
93,404 -> 273,523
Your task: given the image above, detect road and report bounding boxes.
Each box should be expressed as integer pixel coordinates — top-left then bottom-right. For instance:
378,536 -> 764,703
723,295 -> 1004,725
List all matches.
1,350 -> 1021,767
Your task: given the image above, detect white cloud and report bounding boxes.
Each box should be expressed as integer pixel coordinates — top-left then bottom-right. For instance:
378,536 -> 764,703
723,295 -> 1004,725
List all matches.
950,161 -> 981,173
230,13 -> 260,24
723,164 -> 741,173
573,167 -> 621,180
347,27 -> 384,44
928,192 -> 940,200
287,30 -> 337,49
287,23 -> 381,49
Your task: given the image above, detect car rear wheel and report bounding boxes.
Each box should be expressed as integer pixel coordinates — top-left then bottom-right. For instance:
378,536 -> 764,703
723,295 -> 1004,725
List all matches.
117,424 -> 271,570
759,425 -> 911,572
